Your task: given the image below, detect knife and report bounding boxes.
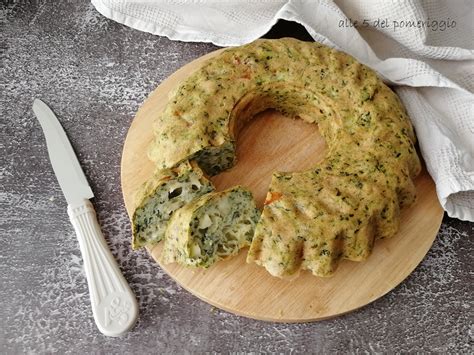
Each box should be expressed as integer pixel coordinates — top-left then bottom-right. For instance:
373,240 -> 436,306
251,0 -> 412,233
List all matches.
32,99 -> 138,337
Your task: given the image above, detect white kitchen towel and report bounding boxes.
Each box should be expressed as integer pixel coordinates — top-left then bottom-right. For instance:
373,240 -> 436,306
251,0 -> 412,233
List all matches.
92,0 -> 474,221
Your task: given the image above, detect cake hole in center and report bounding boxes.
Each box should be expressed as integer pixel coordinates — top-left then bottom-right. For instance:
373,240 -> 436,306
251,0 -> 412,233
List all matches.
211,109 -> 327,208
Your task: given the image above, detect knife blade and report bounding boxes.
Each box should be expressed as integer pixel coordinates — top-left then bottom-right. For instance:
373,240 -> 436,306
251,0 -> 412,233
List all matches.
33,99 -> 138,337
32,99 -> 93,205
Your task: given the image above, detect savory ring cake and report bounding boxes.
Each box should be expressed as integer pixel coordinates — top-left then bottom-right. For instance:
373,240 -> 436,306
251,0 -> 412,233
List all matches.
145,38 -> 421,276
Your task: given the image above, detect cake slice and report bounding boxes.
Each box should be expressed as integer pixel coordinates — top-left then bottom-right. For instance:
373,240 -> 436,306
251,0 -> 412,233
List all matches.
161,186 -> 260,268
131,160 -> 214,249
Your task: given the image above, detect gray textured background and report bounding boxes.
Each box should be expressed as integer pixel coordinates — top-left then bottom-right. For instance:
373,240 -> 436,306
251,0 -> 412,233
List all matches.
1,1 -> 473,353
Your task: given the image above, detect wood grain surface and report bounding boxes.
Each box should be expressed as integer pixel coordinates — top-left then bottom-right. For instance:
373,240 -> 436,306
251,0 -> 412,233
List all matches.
121,49 -> 444,322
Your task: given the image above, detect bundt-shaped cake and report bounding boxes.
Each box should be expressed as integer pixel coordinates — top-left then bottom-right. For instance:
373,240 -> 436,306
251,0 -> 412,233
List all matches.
145,38 -> 421,276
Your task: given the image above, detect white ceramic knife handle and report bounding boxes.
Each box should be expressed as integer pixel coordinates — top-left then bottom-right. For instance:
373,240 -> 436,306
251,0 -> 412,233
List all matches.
67,200 -> 138,337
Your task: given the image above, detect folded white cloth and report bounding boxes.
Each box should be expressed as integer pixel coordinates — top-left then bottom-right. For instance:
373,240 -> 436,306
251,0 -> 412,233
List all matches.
92,0 -> 474,221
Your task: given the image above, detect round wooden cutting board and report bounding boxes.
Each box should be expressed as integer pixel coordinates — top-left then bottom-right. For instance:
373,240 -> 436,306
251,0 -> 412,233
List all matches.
121,49 -> 444,322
